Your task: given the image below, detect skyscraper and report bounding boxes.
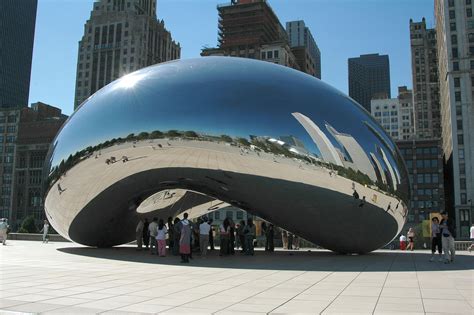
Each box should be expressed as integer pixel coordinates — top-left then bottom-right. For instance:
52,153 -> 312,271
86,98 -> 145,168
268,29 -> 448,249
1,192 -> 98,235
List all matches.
0,0 -> 37,108
286,20 -> 321,79
435,0 -> 474,238
74,0 -> 180,109
348,53 -> 391,112
410,18 -> 441,139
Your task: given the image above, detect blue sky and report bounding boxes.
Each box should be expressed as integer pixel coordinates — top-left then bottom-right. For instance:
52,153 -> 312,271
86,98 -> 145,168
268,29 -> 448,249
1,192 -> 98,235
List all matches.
29,0 -> 435,115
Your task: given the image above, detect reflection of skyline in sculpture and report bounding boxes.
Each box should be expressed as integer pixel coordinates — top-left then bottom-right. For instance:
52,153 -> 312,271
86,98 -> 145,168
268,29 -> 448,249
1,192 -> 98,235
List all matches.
292,112 -> 343,166
279,135 -> 311,156
369,152 -> 387,185
377,145 -> 400,190
325,123 -> 377,182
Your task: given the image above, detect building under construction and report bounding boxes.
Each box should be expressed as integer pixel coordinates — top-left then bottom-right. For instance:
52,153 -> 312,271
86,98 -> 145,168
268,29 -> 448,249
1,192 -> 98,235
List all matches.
202,0 -> 300,69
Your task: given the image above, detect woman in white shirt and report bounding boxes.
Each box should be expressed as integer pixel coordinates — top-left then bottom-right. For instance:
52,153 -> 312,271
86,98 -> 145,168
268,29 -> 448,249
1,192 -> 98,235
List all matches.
156,219 -> 168,257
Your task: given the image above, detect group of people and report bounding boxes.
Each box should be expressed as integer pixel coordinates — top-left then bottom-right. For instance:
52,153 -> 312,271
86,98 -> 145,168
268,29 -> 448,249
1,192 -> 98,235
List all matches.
400,211 -> 458,264
281,230 -> 300,250
135,214 -> 275,263
0,219 -> 50,245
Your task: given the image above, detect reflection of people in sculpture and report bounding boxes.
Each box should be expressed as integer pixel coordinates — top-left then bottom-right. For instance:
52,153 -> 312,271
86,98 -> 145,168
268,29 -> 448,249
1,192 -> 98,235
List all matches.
352,190 -> 359,200
57,183 -> 65,194
358,196 -> 366,207
281,230 -> 288,249
386,202 -> 391,213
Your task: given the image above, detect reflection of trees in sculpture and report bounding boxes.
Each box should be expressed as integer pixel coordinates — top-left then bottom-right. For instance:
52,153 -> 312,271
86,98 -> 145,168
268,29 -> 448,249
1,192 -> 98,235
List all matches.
47,129 -> 392,199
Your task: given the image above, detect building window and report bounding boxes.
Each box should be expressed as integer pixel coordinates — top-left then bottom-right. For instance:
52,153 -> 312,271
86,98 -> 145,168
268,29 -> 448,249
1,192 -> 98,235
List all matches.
451,34 -> 457,44
453,61 -> 459,70
261,52 -> 265,59
417,174 -> 424,184
267,51 -> 273,59
471,60 -> 474,69
468,8 -> 472,17
458,134 -> 464,145
459,163 -> 465,174
226,211 -> 233,219
236,211 -> 243,220
274,50 -> 279,58
449,0 -> 455,6
470,46 -> 474,56
469,33 -> 474,43
432,174 -> 439,183
450,22 -> 456,31
459,149 -> 465,159
449,10 -> 455,19
461,193 -> 467,204
457,119 -> 463,130
460,178 -> 466,189
468,0 -> 472,5
454,77 -> 460,87
214,211 -> 220,220
455,91 -> 461,101
452,48 -> 458,58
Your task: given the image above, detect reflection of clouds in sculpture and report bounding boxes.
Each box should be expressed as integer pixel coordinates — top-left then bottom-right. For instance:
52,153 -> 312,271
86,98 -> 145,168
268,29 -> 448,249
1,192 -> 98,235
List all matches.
44,57 -> 409,253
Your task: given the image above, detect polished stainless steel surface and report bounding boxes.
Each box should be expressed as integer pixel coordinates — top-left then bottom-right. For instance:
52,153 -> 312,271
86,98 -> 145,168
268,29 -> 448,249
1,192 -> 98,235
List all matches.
44,57 -> 409,253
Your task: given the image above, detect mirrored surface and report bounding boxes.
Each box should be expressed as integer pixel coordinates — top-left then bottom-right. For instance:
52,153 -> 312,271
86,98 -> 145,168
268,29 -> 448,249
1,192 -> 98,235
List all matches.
44,57 -> 409,253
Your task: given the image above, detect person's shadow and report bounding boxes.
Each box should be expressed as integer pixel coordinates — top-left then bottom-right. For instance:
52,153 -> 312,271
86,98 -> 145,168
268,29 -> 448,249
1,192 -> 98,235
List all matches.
57,246 -> 474,272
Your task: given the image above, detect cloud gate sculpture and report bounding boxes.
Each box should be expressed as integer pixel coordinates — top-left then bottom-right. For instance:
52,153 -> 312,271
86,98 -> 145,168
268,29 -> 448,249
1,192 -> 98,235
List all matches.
44,57 -> 409,253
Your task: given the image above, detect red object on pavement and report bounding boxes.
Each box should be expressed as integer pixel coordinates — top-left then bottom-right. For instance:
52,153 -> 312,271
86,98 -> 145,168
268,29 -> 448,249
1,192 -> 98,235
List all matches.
400,241 -> 406,250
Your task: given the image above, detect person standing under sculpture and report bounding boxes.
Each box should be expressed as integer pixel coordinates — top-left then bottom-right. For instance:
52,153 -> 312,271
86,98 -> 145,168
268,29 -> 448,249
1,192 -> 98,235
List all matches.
172,217 -> 181,256
293,234 -> 300,250
281,230 -> 288,249
430,217 -> 442,261
237,220 -> 246,253
156,219 -> 168,257
219,218 -> 230,256
148,217 -> 158,255
229,219 -> 236,255
199,217 -> 211,257
440,211 -> 456,263
179,213 -> 192,263
267,224 -> 275,252
208,219 -> 215,250
135,219 -> 144,250
287,233 -> 293,250
261,222 -> 268,251
244,218 -> 256,255
167,217 -> 174,250
143,218 -> 150,249
40,220 -> 50,244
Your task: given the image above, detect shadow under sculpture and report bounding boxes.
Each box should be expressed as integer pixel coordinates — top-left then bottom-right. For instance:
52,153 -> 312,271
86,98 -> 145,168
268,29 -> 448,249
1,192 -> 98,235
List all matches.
44,57 -> 410,254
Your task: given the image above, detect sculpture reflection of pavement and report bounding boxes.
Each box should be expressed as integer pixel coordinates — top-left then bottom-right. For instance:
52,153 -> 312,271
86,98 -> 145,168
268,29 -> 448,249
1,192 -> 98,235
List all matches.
46,138 -> 405,252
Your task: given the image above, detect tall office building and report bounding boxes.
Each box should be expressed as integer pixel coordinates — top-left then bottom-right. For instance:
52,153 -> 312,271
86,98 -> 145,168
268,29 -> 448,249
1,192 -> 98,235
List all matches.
410,18 -> 441,139
74,0 -> 181,109
0,0 -> 38,108
286,20 -> 321,79
348,54 -> 391,112
435,0 -> 474,238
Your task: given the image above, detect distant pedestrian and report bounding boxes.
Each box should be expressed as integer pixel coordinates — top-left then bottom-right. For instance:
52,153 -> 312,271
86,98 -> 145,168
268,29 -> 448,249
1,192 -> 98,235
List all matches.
237,220 -> 246,253
399,234 -> 407,250
199,217 -> 211,257
266,224 -> 275,252
293,235 -> 300,250
135,219 -> 144,250
229,219 -> 236,255
407,228 -> 415,251
57,183 -> 65,194
219,218 -> 230,256
179,213 -> 192,263
208,219 -> 215,250
358,196 -> 366,207
261,222 -> 268,251
244,218 -> 256,255
156,219 -> 168,257
469,223 -> 474,253
40,220 -> 50,243
0,219 -> 9,245
287,233 -> 293,250
430,217 -> 442,261
148,217 -> 158,255
440,211 -> 456,263
172,217 -> 181,256
282,230 -> 288,249
352,190 -> 359,200
143,218 -> 150,249
167,217 -> 174,250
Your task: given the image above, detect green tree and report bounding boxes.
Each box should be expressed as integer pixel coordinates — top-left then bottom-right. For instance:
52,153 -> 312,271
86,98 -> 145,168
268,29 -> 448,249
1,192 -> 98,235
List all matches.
150,130 -> 163,139
18,215 -> 37,233
184,131 -> 198,138
237,137 -> 250,146
137,132 -> 149,140
220,135 -> 233,143
167,130 -> 181,137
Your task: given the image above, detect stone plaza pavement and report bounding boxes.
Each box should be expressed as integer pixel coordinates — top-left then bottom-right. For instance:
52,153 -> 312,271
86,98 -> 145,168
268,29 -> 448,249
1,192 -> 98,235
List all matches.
0,241 -> 472,314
